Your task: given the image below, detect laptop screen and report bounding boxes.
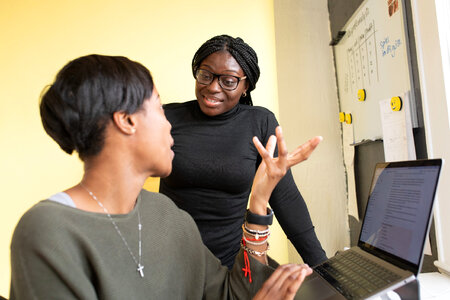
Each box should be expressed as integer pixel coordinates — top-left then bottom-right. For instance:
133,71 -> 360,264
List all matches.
358,159 -> 442,273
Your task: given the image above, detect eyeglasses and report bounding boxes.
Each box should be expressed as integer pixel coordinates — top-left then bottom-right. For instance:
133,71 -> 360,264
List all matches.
195,69 -> 246,91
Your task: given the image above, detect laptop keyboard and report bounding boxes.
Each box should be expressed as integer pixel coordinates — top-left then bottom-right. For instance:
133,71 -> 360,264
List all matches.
314,250 -> 401,299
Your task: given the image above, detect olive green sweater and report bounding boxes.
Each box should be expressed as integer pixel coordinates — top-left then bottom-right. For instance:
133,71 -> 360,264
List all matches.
10,190 -> 277,299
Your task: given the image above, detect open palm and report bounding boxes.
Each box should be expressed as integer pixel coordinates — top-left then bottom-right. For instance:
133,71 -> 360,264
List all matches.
249,126 -> 322,214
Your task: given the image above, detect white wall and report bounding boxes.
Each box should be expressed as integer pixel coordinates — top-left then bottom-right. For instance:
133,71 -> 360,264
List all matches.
273,0 -> 349,261
411,0 -> 450,275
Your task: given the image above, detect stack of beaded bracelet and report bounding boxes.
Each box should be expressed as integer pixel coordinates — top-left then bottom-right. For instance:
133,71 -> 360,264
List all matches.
241,222 -> 271,283
242,223 -> 270,246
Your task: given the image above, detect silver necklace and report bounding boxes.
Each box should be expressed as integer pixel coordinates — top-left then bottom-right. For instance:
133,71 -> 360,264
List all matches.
81,184 -> 144,278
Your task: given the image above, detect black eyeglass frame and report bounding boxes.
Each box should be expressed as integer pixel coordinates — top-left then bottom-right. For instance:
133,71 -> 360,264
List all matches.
195,69 -> 247,91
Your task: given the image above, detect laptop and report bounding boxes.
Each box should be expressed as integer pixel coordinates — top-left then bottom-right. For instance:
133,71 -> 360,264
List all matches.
297,159 -> 442,300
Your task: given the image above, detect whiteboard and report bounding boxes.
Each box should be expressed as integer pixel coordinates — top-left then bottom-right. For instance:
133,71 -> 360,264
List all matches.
334,0 -> 414,142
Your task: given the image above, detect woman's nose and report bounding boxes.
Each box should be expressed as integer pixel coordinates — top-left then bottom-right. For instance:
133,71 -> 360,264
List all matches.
207,77 -> 222,92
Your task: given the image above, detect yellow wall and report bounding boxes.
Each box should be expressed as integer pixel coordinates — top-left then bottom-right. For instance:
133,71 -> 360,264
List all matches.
0,0 -> 285,295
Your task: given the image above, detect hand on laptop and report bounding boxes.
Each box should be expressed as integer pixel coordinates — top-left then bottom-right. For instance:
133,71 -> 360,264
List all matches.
253,264 -> 313,300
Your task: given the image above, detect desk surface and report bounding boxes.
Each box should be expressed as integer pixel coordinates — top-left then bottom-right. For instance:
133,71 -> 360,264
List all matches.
418,272 -> 450,299
374,272 -> 450,300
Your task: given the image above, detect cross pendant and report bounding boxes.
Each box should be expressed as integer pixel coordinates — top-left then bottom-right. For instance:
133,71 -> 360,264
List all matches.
137,264 -> 145,278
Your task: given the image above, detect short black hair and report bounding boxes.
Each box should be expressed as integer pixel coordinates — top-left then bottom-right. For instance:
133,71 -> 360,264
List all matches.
192,35 -> 260,106
40,54 -> 154,160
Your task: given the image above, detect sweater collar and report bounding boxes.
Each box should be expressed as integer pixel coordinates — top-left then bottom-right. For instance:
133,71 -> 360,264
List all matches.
194,101 -> 241,120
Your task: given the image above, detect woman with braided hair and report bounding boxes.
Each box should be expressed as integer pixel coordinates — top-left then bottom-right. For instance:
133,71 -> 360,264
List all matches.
161,35 -> 328,269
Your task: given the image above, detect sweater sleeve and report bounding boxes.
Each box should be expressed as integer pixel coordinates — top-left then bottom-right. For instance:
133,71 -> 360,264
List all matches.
202,246 -> 279,300
262,113 -> 328,266
10,206 -> 97,300
164,198 -> 278,300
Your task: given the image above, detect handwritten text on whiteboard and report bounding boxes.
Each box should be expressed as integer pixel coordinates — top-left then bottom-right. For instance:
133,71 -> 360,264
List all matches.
380,37 -> 402,58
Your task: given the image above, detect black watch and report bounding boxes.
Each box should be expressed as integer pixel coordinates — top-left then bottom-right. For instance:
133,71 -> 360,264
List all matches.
245,208 -> 273,225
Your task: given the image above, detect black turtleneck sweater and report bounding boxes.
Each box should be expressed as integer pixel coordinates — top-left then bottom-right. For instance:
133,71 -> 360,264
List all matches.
161,100 -> 327,268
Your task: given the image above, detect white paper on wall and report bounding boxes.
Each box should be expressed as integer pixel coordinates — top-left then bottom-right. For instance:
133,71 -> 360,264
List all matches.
379,91 -> 416,162
342,123 -> 359,220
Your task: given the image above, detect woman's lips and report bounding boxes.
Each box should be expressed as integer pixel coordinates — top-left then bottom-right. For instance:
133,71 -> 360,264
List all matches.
203,96 -> 222,107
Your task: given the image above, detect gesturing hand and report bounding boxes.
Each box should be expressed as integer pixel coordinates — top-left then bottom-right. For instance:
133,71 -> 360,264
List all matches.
249,126 -> 322,214
253,264 -> 313,300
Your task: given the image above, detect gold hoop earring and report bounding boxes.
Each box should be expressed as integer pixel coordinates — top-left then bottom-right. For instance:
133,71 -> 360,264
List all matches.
243,91 -> 247,97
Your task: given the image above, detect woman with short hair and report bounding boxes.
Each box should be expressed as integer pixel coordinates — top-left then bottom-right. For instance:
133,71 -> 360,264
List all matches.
9,54 -> 320,299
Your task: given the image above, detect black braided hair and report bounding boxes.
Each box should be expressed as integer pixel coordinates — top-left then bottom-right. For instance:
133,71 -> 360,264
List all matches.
192,35 -> 260,106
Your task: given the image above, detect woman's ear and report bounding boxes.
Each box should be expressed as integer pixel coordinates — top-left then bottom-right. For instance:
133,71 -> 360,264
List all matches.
244,81 -> 250,92
112,111 -> 137,135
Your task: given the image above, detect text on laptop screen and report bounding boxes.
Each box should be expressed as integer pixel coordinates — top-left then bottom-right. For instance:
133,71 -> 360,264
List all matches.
360,164 -> 441,265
